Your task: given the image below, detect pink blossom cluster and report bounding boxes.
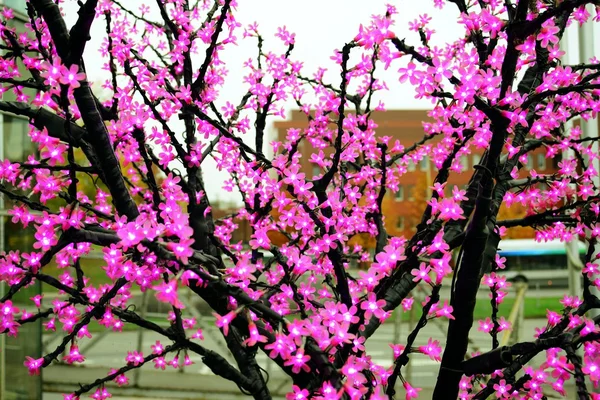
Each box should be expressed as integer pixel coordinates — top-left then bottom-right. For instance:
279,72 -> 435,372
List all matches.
0,0 -> 599,399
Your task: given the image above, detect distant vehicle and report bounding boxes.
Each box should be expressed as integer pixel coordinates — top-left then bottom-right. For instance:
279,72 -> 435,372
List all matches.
496,239 -> 586,288
221,250 -> 274,267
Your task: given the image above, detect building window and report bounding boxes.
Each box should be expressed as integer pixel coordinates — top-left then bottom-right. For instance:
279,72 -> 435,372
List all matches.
536,153 -> 546,170
527,155 -> 534,170
395,185 -> 404,201
460,155 -> 469,170
1,113 -> 42,400
407,161 -> 416,172
312,165 -> 321,179
396,217 -> 405,230
472,154 -> 481,166
407,184 -> 415,201
4,115 -> 30,161
419,156 -> 429,171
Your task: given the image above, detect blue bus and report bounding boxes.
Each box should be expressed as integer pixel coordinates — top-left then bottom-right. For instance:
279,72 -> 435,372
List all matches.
496,239 -> 587,288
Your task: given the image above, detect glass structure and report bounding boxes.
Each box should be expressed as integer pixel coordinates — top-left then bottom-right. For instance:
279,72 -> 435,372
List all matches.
0,4 -> 42,399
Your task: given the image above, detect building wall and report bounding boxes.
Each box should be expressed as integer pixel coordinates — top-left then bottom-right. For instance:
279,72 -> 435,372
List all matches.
272,109 -> 559,238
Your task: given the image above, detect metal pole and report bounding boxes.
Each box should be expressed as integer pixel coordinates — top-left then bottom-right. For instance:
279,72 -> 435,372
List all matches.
393,308 -> 402,362
579,9 -> 599,174
405,305 -> 416,383
558,25 -> 584,299
579,6 -> 600,323
133,291 -> 149,387
0,106 -> 5,400
517,287 -> 525,344
567,240 -> 582,296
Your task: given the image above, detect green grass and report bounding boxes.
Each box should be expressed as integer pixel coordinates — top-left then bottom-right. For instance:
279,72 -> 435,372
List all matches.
42,256 -> 111,292
393,296 -> 563,322
475,296 -> 562,320
37,256 -> 564,332
85,316 -> 169,333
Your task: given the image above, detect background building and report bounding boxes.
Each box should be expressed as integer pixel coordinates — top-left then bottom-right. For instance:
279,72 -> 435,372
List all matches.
272,109 -> 564,242
0,1 -> 43,399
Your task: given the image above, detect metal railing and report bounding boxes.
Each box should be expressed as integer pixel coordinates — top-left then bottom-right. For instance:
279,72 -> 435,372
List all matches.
42,288 -> 234,388
500,282 -> 528,347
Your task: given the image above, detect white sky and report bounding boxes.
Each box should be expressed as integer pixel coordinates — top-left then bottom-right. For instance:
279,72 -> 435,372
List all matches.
57,1 -> 598,204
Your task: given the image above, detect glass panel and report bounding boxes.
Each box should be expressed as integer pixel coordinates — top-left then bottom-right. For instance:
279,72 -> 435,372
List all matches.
3,115 -> 29,162
395,185 -> 404,201
460,155 -> 469,169
0,215 -> 42,400
419,156 -> 429,171
537,153 -> 546,170
1,116 -> 41,399
504,255 -> 567,271
527,155 -> 534,170
3,0 -> 28,16
3,214 -> 36,301
312,165 -> 320,178
4,216 -> 35,255
407,184 -> 415,201
2,115 -> 34,210
3,285 -> 42,400
396,217 -> 404,230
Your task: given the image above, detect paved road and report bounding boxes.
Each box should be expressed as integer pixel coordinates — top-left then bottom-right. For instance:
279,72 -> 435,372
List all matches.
42,317 -> 556,396
40,285 -> 580,398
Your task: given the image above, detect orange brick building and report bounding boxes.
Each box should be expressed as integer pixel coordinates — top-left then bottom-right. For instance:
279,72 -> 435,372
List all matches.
272,109 -> 557,239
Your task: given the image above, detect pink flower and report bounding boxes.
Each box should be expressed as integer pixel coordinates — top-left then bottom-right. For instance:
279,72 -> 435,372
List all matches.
419,338 -> 442,361
390,343 -> 406,359
90,387 -> 111,400
401,297 -> 414,312
58,64 -> 86,88
435,300 -> 454,319
153,280 -> 184,309
436,198 -> 465,221
153,357 -> 167,370
286,385 -> 309,400
493,379 -> 512,398
31,292 -> 47,311
398,62 -> 421,85
411,264 -> 431,283
478,317 -> 493,333
63,344 -> 85,364
151,341 -> 164,354
214,311 -> 236,336
1,300 -> 19,316
265,333 -> 295,359
360,293 -> 387,321
284,348 -> 311,373
404,382 -> 422,399
125,351 -> 144,366
24,356 -> 44,375
166,238 -> 194,264
276,26 -> 296,46
243,322 -> 268,347
111,369 -> 129,386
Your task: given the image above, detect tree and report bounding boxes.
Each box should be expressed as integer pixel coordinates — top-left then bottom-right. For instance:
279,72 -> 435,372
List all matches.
1,0 -> 600,399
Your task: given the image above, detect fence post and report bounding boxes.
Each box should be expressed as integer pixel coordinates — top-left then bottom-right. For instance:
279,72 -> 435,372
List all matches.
405,305 -> 416,383
393,307 -> 402,362
500,282 -> 528,346
133,291 -> 149,387
517,285 -> 525,344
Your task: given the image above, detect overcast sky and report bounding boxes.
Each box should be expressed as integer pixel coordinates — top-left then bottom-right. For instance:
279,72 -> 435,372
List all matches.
57,1 -> 597,204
